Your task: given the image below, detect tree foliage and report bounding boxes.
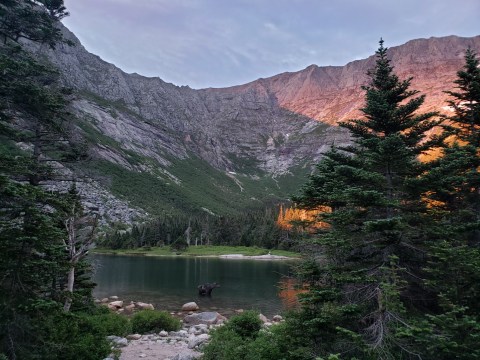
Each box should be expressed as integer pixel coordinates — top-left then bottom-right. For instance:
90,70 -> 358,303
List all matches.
289,40 -> 480,359
0,2 -> 103,359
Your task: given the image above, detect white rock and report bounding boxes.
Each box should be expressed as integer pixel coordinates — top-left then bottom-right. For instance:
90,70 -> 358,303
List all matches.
182,302 -> 199,311
159,330 -> 168,337
124,304 -> 135,313
109,296 -> 119,300
187,333 -> 210,349
127,334 -> 142,340
273,315 -> 283,322
136,302 -> 154,310
108,300 -> 123,309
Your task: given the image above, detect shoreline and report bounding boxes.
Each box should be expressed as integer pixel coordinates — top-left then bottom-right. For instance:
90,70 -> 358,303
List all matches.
92,246 -> 301,261
93,252 -> 300,261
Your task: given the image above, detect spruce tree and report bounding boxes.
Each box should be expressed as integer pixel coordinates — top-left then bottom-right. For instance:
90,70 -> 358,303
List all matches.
404,48 -> 480,359
293,40 -> 445,358
0,2 -> 101,358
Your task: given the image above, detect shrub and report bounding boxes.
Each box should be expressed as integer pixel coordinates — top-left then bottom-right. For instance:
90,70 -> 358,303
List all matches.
131,310 -> 181,333
32,311 -> 112,360
202,328 -> 246,360
228,310 -> 262,339
85,311 -> 131,337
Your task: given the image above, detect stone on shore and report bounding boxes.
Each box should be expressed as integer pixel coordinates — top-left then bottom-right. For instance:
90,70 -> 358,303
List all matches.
182,302 -> 199,311
127,334 -> 142,340
273,315 -> 283,322
259,313 -> 268,323
183,312 -> 225,325
187,333 -> 210,349
124,304 -> 135,314
108,300 -> 123,310
136,302 -> 154,310
107,335 -> 128,347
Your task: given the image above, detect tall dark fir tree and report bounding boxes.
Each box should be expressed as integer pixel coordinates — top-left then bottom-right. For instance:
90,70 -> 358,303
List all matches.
293,40 -> 445,359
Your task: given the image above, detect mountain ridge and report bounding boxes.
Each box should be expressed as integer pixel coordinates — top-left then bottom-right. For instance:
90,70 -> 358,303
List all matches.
28,27 -> 480,219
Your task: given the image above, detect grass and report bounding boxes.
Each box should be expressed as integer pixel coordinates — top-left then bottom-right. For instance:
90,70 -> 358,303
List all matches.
80,153 -> 311,217
93,245 -> 300,258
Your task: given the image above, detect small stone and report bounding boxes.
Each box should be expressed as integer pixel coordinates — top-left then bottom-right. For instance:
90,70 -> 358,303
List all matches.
136,302 -> 154,310
108,300 -> 123,309
187,333 -> 210,349
234,309 -> 244,313
139,354 -> 146,358
264,322 -> 273,327
109,296 -> 119,300
101,298 -> 109,303
124,304 -> 135,314
127,334 -> 142,340
273,315 -> 283,322
159,330 -> 168,337
181,302 -> 199,311
259,314 -> 268,323
110,337 -> 128,347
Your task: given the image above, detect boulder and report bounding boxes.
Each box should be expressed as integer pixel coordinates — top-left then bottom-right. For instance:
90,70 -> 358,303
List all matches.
136,302 -> 154,310
181,302 -> 199,311
273,315 -> 283,322
127,333 -> 142,340
107,335 -> 128,348
159,330 -> 168,337
108,300 -> 123,309
124,304 -> 135,313
187,333 -> 210,349
183,312 -> 225,325
259,313 -> 268,323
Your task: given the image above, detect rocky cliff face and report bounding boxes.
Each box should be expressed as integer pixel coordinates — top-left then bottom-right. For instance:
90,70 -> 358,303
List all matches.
30,28 -> 480,218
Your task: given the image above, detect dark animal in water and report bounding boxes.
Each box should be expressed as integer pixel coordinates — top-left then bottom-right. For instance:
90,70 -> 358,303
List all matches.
198,282 -> 220,296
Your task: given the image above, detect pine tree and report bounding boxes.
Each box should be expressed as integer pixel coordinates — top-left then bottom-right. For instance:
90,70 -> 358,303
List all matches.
402,48 -> 480,359
293,40 -> 445,358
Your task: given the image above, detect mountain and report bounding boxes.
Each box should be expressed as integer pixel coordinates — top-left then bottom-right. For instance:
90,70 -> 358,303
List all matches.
29,28 -> 480,222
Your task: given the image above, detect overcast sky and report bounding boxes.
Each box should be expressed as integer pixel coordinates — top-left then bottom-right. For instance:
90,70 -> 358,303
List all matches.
62,0 -> 480,89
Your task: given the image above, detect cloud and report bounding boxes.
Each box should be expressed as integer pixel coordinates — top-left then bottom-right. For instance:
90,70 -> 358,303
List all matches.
63,0 -> 480,88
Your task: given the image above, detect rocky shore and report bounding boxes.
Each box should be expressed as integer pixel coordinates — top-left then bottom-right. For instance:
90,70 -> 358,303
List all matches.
100,296 -> 284,360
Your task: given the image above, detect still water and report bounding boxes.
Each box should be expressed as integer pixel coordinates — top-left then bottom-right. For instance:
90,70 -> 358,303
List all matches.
92,254 -> 296,317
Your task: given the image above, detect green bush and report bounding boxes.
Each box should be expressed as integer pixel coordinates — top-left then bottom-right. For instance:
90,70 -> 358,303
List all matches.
32,311 -> 112,360
86,311 -> 131,337
202,328 -> 246,360
131,310 -> 181,333
203,315 -> 314,360
228,310 -> 262,339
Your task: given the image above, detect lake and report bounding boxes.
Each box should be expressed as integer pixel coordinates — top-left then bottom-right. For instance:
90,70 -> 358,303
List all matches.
92,254 -> 297,317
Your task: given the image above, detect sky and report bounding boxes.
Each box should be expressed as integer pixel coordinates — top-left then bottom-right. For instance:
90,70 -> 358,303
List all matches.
62,0 -> 480,89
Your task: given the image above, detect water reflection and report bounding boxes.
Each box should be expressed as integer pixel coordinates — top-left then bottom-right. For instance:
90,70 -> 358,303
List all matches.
92,254 -> 296,317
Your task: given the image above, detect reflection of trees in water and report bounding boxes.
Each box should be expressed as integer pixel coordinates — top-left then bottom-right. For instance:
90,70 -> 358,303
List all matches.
278,277 -> 307,308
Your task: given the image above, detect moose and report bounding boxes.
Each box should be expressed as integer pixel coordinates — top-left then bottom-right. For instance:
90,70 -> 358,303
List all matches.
198,282 -> 220,296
